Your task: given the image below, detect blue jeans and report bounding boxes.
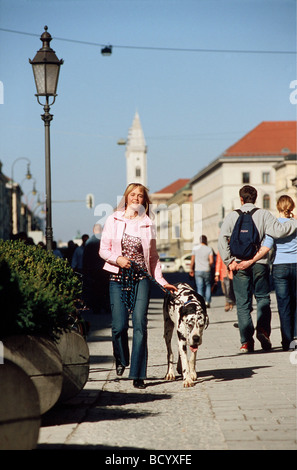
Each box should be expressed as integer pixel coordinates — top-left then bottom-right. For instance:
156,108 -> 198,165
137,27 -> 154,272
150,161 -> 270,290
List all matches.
109,278 -> 150,379
195,271 -> 212,304
232,263 -> 271,344
272,263 -> 297,350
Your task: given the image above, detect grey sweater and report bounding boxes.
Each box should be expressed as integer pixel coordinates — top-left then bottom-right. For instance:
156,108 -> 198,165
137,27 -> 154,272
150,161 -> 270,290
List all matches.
218,203 -> 297,266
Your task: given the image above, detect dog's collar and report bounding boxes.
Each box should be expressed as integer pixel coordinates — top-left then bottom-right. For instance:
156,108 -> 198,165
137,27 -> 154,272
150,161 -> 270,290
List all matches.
183,300 -> 194,306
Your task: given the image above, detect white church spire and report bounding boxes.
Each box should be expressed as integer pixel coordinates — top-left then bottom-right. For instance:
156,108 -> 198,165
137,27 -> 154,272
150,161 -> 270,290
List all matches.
125,112 -> 147,187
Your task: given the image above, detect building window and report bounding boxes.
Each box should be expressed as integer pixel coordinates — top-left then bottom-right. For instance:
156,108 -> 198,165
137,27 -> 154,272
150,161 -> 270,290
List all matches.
263,194 -> 270,209
262,172 -> 270,184
135,167 -> 141,177
242,172 -> 250,184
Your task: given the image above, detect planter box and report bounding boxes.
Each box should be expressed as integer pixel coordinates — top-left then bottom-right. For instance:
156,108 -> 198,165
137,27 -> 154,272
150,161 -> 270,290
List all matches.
0,360 -> 40,450
3,335 -> 63,414
56,330 -> 90,402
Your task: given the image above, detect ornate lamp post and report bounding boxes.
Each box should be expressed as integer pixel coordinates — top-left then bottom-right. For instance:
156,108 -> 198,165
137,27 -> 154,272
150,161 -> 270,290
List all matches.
29,26 -> 63,251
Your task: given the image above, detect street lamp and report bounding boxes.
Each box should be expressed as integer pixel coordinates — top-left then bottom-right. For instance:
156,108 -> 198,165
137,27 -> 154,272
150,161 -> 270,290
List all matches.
11,157 -> 32,184
29,26 -> 63,251
10,157 -> 32,236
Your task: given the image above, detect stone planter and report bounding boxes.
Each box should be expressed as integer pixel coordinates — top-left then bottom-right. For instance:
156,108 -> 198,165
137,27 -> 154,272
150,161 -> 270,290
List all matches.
0,360 -> 40,450
55,330 -> 90,402
3,335 -> 63,414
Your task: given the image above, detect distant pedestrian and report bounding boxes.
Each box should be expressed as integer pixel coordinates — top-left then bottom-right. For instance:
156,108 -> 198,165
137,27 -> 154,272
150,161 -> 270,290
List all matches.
71,234 -> 89,274
214,251 -> 235,311
99,183 -> 177,389
52,241 -> 63,258
190,235 -> 213,308
218,185 -> 297,353
236,195 -> 297,351
83,224 -> 110,314
65,240 -> 77,264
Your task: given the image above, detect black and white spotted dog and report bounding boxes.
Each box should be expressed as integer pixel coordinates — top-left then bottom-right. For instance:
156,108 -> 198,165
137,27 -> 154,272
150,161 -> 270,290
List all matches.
163,283 -> 209,388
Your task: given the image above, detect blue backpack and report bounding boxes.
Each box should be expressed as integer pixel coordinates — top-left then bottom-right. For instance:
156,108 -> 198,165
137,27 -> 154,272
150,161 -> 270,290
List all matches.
229,208 -> 260,260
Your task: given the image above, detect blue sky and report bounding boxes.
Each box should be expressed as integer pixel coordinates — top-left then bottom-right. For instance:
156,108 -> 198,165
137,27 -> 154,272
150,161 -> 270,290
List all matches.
0,0 -> 296,242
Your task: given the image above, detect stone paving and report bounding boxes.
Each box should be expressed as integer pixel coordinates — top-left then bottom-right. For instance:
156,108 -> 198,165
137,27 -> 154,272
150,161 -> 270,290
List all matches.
38,288 -> 297,452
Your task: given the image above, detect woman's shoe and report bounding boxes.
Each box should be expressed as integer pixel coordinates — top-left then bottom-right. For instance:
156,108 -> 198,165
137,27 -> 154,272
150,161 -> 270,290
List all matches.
116,364 -> 125,376
133,379 -> 146,389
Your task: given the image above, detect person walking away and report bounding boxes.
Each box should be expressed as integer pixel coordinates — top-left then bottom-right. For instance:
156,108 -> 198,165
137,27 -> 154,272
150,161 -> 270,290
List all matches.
83,224 -> 111,314
218,185 -> 297,353
99,183 -> 177,389
190,235 -> 213,308
71,234 -> 89,274
236,195 -> 297,351
214,251 -> 235,311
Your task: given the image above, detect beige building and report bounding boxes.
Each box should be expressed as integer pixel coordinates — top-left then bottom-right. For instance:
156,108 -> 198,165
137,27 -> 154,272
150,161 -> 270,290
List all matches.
150,179 -> 190,257
274,154 -> 297,202
190,121 -> 297,252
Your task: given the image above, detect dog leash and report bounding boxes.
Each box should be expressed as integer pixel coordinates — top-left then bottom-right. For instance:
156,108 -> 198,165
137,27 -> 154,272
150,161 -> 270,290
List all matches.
120,260 -> 174,312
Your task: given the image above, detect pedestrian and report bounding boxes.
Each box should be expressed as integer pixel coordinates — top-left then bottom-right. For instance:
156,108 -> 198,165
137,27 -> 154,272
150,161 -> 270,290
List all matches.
214,251 -> 235,311
83,224 -> 111,315
218,185 -> 297,353
71,234 -> 89,274
189,235 -> 213,308
52,241 -> 63,258
99,183 -> 177,389
236,195 -> 297,351
65,240 -> 77,265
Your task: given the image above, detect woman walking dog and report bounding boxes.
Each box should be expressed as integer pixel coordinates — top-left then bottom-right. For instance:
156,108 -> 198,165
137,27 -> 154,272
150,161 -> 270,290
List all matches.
99,183 -> 176,389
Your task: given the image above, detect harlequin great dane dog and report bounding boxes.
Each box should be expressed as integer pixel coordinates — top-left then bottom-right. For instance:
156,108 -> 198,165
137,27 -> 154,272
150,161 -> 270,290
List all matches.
163,283 -> 209,388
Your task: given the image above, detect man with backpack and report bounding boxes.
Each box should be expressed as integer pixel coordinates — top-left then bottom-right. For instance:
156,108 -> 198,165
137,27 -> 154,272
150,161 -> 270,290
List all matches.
218,185 -> 297,353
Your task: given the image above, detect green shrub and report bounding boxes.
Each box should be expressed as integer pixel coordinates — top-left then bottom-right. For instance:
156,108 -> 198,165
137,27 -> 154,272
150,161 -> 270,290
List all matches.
0,240 -> 82,340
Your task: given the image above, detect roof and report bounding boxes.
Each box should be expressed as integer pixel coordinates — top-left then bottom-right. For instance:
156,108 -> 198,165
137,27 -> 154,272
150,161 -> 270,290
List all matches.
223,121 -> 297,156
154,178 -> 190,194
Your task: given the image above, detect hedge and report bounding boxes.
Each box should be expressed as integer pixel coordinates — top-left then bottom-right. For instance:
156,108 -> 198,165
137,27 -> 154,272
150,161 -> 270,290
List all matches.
0,240 -> 82,340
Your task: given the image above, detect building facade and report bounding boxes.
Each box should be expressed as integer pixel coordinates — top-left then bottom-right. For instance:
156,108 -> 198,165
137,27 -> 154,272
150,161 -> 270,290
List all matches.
190,121 -> 297,252
150,179 -> 191,256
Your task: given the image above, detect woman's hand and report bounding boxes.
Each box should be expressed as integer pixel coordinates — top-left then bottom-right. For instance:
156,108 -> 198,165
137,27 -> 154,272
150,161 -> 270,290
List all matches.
164,283 -> 178,293
116,256 -> 131,269
235,259 -> 253,270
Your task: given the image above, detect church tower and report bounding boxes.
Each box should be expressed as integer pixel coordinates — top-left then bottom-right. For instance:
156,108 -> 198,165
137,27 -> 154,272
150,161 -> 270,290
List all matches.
125,112 -> 147,187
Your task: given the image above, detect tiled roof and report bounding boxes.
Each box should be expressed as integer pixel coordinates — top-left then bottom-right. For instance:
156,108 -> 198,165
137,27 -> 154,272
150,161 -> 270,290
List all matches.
154,178 -> 190,194
223,121 -> 297,156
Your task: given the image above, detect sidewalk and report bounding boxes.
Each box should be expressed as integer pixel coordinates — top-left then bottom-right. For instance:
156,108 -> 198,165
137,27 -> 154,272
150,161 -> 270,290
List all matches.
38,291 -> 297,451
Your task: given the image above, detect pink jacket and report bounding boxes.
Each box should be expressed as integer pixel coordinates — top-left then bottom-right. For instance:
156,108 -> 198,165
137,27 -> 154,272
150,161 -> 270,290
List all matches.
99,211 -> 168,287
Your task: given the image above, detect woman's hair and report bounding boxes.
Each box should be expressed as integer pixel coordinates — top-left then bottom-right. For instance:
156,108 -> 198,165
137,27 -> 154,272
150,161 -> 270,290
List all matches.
117,183 -> 152,216
276,195 -> 295,218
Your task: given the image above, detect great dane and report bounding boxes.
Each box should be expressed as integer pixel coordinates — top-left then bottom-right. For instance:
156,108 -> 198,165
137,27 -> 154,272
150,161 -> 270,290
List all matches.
163,283 -> 209,387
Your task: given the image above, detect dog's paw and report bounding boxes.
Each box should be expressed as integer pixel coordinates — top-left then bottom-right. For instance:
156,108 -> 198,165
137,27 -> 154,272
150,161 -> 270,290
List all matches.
165,372 -> 176,381
190,371 -> 197,381
183,377 -> 195,388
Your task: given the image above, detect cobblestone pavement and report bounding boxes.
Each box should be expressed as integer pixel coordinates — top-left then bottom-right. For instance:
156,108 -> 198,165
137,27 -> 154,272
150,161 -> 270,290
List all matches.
38,287 -> 297,452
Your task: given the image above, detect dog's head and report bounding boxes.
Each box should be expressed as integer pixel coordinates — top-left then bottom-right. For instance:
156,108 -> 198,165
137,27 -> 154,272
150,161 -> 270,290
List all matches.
173,283 -> 209,352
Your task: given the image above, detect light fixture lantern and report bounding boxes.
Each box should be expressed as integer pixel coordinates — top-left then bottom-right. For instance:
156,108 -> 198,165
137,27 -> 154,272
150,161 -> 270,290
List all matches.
29,26 -> 63,97
101,45 -> 112,56
26,163 -> 32,179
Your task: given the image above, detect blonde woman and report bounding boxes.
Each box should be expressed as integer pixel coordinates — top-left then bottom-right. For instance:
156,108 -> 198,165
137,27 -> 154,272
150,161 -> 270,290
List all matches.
99,183 -> 176,388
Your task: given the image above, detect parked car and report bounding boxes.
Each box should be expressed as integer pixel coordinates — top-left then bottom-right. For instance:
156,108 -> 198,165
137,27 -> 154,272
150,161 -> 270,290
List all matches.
159,256 -> 178,273
176,254 -> 192,272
